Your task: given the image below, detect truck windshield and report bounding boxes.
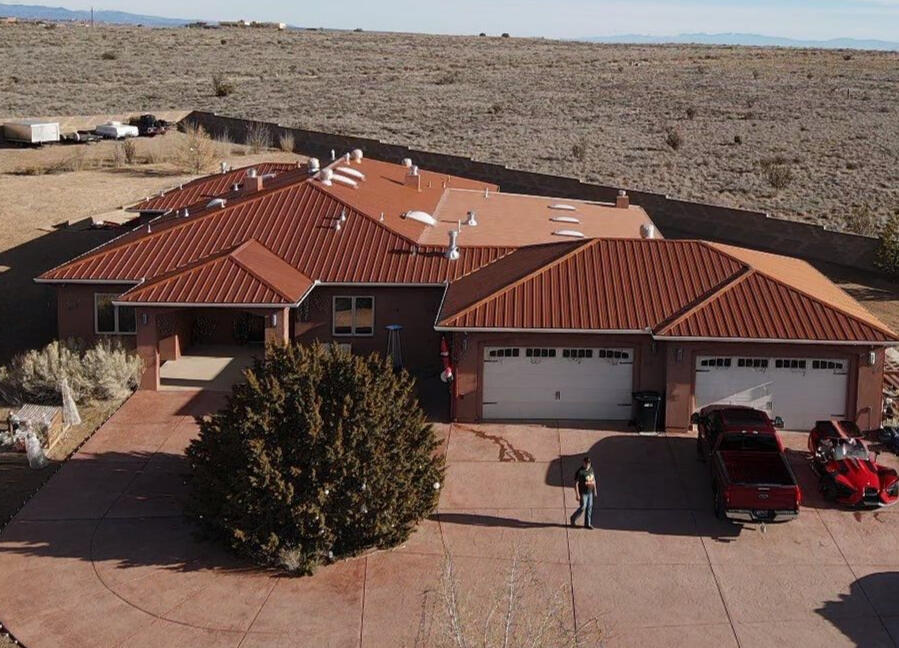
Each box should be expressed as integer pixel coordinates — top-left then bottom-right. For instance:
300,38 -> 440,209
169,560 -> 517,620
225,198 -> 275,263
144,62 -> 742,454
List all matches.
719,434 -> 779,452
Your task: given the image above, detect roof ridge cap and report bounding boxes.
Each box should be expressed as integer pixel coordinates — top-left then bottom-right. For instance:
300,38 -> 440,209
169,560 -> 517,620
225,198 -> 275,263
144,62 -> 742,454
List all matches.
748,265 -> 899,340
654,266 -> 754,335
306,181 -> 422,247
706,242 -> 898,340
438,238 -> 594,325
229,239 -> 306,303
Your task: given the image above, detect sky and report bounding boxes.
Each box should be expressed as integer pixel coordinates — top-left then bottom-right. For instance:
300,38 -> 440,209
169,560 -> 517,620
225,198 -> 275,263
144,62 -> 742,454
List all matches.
52,0 -> 899,41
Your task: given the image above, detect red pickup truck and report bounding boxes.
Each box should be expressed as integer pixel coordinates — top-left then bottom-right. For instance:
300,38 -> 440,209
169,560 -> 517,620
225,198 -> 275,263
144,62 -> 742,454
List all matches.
693,405 -> 801,523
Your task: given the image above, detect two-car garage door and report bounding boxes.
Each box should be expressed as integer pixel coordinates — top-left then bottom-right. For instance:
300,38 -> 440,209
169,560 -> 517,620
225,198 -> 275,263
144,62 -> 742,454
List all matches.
694,355 -> 849,430
482,346 -> 634,420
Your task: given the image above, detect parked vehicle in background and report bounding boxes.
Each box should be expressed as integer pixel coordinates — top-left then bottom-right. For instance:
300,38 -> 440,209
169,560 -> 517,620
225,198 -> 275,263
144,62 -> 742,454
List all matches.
808,419 -> 899,507
875,426 -> 899,454
693,405 -> 800,523
3,119 -> 60,145
94,121 -> 139,139
61,130 -> 102,144
128,114 -> 168,137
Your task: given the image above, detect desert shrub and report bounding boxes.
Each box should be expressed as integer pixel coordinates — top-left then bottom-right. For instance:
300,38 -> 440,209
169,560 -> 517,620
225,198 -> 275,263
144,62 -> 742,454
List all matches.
278,132 -> 295,153
761,158 -> 794,190
122,138 -> 137,164
686,105 -> 697,120
435,70 -> 461,86
734,134 -> 743,145
110,143 -> 126,168
245,122 -> 271,152
212,73 -> 234,97
0,339 -> 140,405
175,123 -> 218,173
844,204 -> 881,237
665,127 -> 683,151
876,211 -> 899,278
185,343 -> 444,575
100,51 -> 117,60
571,135 -> 589,162
81,340 -> 143,401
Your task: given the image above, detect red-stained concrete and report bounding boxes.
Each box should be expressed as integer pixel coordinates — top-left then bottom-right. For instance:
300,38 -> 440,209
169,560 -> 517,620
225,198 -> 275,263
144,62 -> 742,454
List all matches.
3,392 -> 899,647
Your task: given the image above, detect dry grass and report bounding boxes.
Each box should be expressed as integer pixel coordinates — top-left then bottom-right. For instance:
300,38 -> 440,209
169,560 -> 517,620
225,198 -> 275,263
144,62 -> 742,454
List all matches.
1,23 -> 896,229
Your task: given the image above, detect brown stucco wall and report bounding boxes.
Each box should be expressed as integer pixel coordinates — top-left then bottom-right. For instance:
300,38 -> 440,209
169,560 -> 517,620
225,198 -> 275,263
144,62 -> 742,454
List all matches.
450,332 -> 659,422
56,283 -> 138,349
662,341 -> 882,432
294,286 -> 445,375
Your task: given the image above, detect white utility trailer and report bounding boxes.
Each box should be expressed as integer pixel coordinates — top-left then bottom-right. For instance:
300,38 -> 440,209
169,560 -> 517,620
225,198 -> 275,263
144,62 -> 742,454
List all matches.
94,121 -> 139,139
3,120 -> 61,145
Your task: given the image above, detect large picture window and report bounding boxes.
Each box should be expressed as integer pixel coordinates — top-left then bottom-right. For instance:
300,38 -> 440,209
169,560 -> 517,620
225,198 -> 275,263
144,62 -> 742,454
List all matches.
333,296 -> 374,336
95,294 -> 137,335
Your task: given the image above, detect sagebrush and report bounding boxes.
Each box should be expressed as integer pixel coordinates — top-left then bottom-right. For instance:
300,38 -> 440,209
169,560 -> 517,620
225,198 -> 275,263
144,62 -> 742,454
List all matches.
0,339 -> 141,405
186,343 -> 444,575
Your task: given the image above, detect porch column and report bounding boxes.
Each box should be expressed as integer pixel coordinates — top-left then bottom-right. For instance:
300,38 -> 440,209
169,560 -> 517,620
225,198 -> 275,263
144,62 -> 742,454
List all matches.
264,307 -> 290,346
136,307 -> 160,390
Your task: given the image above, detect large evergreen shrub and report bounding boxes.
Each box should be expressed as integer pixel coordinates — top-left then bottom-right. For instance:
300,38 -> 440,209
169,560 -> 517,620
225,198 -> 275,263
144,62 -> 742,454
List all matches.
185,343 -> 445,575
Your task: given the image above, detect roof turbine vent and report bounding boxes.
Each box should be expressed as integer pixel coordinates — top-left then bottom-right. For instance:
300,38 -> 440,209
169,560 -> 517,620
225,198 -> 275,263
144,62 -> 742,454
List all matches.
308,157 -> 321,173
351,148 -> 363,163
445,229 -> 460,261
320,168 -> 334,186
640,223 -> 656,239
464,210 -> 478,226
246,168 -> 258,179
402,158 -> 413,168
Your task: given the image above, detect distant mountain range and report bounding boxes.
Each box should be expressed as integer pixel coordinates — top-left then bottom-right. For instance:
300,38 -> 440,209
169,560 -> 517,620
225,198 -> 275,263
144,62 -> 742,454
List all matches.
582,32 -> 899,51
0,2 -> 193,26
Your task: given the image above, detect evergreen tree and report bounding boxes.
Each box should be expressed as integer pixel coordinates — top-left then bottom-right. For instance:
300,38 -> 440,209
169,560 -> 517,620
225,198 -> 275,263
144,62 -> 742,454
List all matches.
876,210 -> 899,278
186,342 -> 444,575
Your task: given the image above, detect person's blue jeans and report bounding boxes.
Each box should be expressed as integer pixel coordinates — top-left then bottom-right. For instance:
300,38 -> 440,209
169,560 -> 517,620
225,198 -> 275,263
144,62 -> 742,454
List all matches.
570,491 -> 594,527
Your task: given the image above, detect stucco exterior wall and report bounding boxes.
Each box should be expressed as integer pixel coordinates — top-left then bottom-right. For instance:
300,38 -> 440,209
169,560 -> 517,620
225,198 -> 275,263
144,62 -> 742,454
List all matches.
294,286 -> 446,375
56,284 -> 137,349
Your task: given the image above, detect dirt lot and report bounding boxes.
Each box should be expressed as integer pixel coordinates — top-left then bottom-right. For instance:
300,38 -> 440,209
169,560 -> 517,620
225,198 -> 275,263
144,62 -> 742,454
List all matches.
0,133 -> 302,362
1,23 -> 896,230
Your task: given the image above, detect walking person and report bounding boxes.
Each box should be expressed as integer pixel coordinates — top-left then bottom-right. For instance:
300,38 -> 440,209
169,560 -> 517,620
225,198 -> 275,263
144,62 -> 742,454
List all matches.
570,456 -> 596,529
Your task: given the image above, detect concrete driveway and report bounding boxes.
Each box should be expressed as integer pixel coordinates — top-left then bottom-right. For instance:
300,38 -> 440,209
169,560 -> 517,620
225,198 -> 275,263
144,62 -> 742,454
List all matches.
2,392 -> 899,647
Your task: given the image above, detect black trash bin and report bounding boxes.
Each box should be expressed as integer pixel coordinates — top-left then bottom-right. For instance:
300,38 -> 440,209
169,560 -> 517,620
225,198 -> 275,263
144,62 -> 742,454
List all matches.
631,391 -> 663,433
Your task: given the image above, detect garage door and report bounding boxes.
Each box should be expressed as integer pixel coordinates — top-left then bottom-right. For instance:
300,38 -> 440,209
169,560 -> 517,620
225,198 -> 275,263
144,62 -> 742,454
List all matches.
482,346 -> 633,420
694,355 -> 848,430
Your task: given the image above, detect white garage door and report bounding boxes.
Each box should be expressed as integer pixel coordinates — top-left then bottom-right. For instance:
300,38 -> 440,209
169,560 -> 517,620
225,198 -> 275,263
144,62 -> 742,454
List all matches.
694,355 -> 849,430
482,346 -> 634,420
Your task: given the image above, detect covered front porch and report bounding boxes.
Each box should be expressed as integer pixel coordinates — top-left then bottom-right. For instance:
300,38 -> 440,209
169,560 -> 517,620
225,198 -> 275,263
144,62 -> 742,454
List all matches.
135,305 -> 291,391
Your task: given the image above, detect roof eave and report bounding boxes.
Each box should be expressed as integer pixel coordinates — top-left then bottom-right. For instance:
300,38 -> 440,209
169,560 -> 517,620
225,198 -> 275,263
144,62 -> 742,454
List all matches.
651,335 -> 898,346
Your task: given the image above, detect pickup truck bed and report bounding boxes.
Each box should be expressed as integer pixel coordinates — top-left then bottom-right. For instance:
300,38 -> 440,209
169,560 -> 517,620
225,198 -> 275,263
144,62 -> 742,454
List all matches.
719,450 -> 795,486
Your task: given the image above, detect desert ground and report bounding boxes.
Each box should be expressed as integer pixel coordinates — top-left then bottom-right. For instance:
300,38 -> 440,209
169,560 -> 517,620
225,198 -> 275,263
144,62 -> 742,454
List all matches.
0,22 -> 897,231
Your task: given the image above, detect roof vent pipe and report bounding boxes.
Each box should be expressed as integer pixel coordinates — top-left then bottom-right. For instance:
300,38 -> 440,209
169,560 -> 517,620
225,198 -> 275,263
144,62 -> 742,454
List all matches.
445,230 -> 460,261
640,223 -> 656,239
247,168 -> 257,178
308,157 -> 321,173
345,152 -> 351,163
220,162 -> 229,174
402,158 -> 413,168
464,210 -> 478,226
330,149 -> 336,161
351,148 -> 363,163
406,165 -> 421,191
232,183 -> 240,192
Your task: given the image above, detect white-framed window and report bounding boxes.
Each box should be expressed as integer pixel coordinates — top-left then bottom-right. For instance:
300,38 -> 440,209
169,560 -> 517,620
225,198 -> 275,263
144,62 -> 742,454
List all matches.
332,296 -> 374,336
95,294 -> 137,335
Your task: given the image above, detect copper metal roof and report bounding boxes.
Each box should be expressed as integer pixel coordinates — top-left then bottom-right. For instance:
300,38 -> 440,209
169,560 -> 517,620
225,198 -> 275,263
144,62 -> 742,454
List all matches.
130,162 -> 299,213
117,240 -> 314,305
437,238 -> 898,343
42,178 -> 512,286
